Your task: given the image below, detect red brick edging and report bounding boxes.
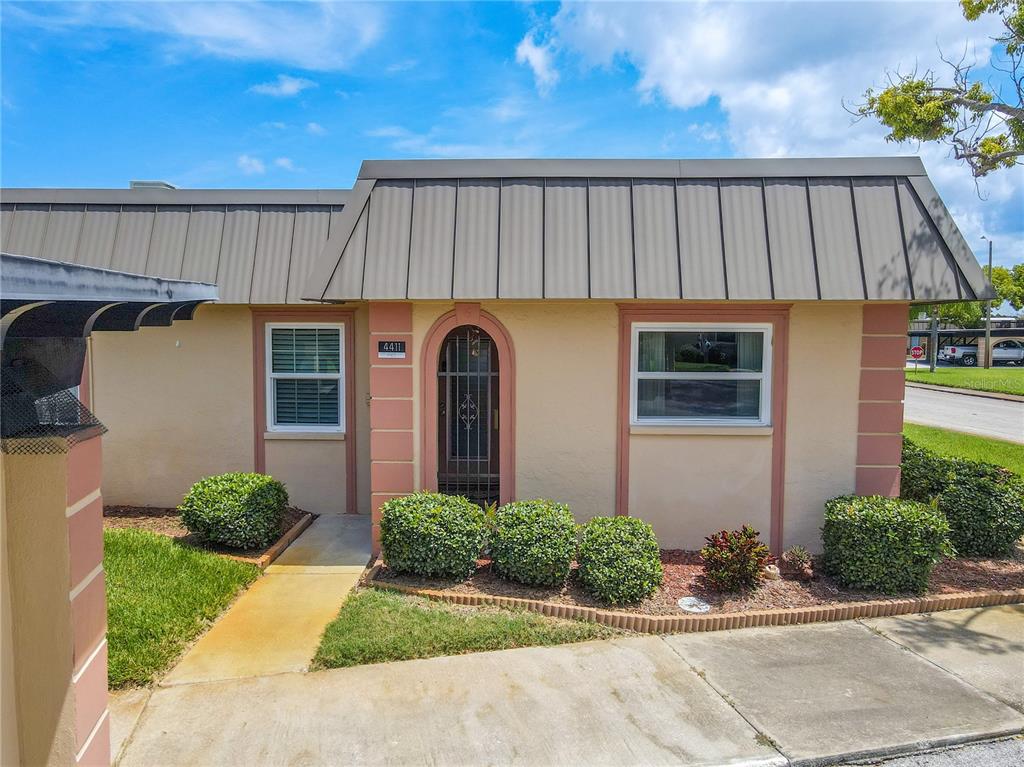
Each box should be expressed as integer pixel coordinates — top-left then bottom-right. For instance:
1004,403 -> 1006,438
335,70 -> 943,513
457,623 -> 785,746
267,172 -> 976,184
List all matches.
365,564 -> 1024,633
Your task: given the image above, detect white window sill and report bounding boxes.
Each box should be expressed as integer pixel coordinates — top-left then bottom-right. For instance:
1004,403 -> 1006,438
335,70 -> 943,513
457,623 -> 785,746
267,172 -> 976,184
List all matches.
264,431 -> 346,441
630,425 -> 773,436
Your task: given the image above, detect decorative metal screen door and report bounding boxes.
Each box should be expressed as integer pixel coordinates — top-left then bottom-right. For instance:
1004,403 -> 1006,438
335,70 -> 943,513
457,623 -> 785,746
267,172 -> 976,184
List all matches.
437,325 -> 499,506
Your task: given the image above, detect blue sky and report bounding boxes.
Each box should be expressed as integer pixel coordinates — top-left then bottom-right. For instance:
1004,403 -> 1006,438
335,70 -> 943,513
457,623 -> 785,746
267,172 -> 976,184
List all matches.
2,1 -> 1021,269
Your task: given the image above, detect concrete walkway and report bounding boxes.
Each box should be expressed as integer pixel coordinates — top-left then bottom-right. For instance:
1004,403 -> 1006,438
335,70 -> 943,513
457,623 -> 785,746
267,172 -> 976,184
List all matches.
904,386 -> 1024,444
161,514 -> 370,686
117,606 -> 1024,766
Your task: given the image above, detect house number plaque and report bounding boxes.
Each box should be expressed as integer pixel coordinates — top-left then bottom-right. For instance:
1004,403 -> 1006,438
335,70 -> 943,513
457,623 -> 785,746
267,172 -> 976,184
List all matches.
377,340 -> 407,359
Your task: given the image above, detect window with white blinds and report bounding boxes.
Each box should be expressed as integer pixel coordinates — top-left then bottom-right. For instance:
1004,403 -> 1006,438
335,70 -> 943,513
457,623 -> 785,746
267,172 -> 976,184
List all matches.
265,324 -> 344,432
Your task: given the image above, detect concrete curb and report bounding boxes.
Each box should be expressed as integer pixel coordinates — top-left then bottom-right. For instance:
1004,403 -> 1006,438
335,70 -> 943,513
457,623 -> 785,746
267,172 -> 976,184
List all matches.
905,381 -> 1024,403
367,565 -> 1024,634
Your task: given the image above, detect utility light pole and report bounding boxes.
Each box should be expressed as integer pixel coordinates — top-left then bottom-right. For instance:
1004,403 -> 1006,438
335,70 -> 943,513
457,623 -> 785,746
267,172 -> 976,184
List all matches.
981,236 -> 993,369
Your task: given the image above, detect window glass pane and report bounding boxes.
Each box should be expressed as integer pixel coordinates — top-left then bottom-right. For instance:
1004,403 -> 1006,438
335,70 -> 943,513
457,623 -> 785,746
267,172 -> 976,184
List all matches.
638,331 -> 763,373
274,379 -> 340,426
271,328 -> 340,374
637,379 -> 761,420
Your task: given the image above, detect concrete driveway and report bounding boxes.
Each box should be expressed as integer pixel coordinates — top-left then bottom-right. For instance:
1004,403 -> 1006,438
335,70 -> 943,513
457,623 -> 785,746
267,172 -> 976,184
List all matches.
904,386 -> 1024,443
115,606 -> 1024,767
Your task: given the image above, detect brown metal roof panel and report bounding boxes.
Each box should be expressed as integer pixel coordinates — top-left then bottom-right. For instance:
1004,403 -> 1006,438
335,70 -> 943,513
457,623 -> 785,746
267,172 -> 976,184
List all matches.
852,179 -> 913,300
897,179 -> 961,301
249,205 -> 296,304
362,180 -> 414,299
720,180 -> 773,299
7,204 -> 50,258
807,179 -> 865,299
588,179 -> 635,299
0,203 -> 13,245
144,206 -> 190,279
215,205 -> 260,303
324,201 -> 369,300
497,179 -> 543,298
109,205 -> 155,273
76,205 -> 120,269
40,204 -> 85,263
676,180 -> 727,299
543,178 -> 589,299
764,180 -> 818,300
452,179 -> 499,299
285,206 -> 332,303
632,179 -> 680,299
407,180 -> 457,299
180,206 -> 225,284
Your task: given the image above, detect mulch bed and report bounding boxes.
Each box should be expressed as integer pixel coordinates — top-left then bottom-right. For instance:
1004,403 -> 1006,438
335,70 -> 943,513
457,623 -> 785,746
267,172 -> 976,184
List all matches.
103,505 -> 311,565
373,548 -> 1024,615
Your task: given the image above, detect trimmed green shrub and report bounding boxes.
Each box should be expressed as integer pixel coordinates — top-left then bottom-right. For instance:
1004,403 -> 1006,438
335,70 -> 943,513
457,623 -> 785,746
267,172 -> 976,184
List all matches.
938,472 -> 1024,557
901,436 -> 1010,502
179,472 -> 288,550
577,517 -> 663,605
490,500 -> 577,587
380,493 -> 486,579
700,526 -> 774,592
822,495 -> 952,594
900,437 -> 953,502
901,437 -> 1024,557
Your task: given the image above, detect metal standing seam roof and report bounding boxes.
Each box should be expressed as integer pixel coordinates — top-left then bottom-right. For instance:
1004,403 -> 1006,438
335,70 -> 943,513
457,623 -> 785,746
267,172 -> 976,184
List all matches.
303,157 -> 994,303
0,187 -> 349,304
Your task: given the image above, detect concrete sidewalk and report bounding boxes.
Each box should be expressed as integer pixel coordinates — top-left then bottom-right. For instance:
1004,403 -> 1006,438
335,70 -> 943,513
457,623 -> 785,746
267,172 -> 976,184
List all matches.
161,514 -> 370,686
117,606 -> 1024,767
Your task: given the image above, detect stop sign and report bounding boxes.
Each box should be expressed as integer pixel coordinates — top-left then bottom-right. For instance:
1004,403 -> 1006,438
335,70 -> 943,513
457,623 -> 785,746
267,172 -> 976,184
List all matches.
911,345 -> 925,359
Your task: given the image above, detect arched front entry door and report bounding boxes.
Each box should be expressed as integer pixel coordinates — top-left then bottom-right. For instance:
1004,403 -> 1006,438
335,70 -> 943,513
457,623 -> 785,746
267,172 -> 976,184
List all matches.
437,324 -> 499,505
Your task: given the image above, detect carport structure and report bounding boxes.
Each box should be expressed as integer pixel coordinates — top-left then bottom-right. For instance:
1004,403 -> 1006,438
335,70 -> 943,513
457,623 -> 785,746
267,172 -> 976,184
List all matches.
1,253 -> 215,767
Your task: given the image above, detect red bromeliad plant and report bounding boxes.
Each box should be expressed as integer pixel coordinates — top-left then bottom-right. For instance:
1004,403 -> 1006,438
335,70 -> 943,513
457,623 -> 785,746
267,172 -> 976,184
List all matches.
700,526 -> 775,592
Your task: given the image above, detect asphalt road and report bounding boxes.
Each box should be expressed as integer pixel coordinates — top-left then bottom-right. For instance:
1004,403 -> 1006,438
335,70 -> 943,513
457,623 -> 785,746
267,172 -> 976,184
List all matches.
904,386 -> 1024,444
870,737 -> 1024,766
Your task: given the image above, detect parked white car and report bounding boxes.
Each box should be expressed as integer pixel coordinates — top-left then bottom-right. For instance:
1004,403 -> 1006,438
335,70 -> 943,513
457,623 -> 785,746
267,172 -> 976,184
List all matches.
939,340 -> 1024,366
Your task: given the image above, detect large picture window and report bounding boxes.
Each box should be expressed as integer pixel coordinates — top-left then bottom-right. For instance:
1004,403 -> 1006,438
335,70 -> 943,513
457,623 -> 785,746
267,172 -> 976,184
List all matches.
265,323 -> 344,432
630,323 -> 772,426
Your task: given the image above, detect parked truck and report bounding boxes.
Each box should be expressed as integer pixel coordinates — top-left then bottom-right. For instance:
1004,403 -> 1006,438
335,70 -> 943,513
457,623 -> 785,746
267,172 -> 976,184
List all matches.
939,340 -> 1024,366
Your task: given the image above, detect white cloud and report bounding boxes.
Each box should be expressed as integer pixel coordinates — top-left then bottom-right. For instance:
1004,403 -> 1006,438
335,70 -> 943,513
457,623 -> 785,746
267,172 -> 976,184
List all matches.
7,1 -> 385,71
516,30 -> 558,95
687,122 -> 721,143
306,122 -> 327,136
540,1 -> 1022,271
249,74 -> 316,97
386,59 -> 418,74
237,154 -> 265,175
274,157 -> 296,171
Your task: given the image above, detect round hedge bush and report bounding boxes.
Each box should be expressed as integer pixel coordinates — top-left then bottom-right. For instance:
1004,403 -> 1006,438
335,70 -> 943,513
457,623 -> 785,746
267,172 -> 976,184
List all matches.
577,516 -> 663,605
179,472 -> 288,550
490,500 -> 577,587
937,472 -> 1024,557
822,495 -> 951,594
380,492 -> 486,579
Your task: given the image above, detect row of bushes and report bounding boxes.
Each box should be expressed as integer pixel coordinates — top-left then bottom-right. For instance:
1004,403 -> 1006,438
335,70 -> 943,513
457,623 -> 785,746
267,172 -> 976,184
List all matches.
380,494 -> 664,605
820,438 -> 1024,594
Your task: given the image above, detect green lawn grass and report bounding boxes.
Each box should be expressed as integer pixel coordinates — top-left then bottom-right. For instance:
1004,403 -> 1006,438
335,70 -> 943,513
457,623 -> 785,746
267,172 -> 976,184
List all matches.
313,588 -> 620,669
905,367 -> 1024,396
104,529 -> 258,688
904,423 -> 1024,476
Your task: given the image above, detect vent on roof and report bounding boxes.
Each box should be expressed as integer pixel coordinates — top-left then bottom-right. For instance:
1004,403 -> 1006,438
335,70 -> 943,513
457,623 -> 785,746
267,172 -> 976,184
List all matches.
130,180 -> 177,190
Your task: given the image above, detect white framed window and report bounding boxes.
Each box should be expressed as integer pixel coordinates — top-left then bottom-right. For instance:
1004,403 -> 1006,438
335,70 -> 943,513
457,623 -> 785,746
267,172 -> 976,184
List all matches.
630,322 -> 773,426
265,323 -> 344,433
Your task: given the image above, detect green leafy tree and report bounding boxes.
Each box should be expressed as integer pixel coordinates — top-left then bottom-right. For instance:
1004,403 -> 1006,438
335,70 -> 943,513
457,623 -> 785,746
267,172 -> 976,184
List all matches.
988,264 -> 1024,310
859,0 -> 1024,176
